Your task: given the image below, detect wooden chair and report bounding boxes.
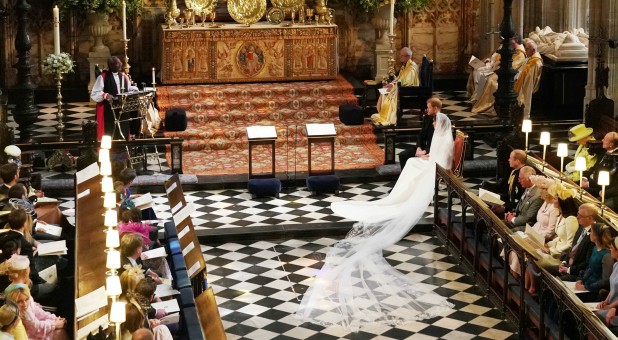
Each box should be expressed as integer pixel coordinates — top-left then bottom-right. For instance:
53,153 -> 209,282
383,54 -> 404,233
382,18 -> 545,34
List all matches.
396,55 -> 434,122
452,129 -> 468,178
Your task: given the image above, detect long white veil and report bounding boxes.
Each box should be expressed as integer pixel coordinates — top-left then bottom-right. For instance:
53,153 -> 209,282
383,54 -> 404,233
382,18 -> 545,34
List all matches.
296,112 -> 454,331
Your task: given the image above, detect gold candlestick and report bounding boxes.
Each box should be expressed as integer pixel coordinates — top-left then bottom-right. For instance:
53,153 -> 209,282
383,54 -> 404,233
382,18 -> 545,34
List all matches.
55,71 -> 64,141
384,33 -> 396,84
121,39 -> 131,78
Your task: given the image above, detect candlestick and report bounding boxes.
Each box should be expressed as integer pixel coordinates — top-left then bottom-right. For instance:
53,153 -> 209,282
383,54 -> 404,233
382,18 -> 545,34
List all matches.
53,6 -> 60,55
522,119 -> 532,152
152,67 -> 156,88
389,0 -> 395,36
55,72 -> 64,141
557,143 -> 568,180
121,39 -> 131,77
122,1 -> 127,41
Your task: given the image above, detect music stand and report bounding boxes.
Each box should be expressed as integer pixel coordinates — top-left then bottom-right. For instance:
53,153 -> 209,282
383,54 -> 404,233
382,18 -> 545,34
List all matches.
306,123 -> 336,176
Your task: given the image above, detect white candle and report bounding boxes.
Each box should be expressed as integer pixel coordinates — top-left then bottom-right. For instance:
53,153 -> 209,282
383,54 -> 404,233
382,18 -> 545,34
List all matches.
120,75 -> 124,93
122,0 -> 127,40
389,0 -> 395,36
53,6 -> 60,55
152,67 -> 156,85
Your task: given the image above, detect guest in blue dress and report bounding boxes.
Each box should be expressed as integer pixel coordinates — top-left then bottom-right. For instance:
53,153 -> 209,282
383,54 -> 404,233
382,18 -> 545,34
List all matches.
594,236 -> 618,327
572,224 -> 615,301
115,168 -> 157,221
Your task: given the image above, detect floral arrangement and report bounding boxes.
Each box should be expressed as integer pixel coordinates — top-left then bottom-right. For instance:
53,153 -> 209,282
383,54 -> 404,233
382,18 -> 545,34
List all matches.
58,0 -> 142,16
42,53 -> 75,75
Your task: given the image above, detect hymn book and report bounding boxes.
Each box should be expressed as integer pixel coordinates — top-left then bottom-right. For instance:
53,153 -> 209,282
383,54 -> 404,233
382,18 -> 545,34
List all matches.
478,188 -> 505,206
37,240 -> 67,256
132,192 -> 154,210
468,55 -> 486,70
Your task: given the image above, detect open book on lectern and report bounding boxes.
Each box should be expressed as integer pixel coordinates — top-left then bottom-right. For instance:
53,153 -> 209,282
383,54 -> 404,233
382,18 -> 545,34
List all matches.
246,125 -> 277,139
306,123 -> 336,137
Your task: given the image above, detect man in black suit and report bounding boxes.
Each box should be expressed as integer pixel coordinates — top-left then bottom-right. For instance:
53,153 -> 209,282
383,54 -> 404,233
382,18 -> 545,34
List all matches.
547,203 -> 596,280
119,232 -> 162,284
584,132 -> 618,211
0,163 -> 18,205
488,149 -> 527,214
398,98 -> 441,168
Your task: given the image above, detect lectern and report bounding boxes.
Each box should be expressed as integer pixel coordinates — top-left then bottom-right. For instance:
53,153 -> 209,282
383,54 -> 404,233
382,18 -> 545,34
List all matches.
247,126 -> 281,198
306,123 -> 340,195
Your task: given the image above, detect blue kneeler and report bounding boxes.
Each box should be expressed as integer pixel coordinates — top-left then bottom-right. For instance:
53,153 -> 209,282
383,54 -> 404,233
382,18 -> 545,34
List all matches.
307,175 -> 340,195
248,178 -> 281,198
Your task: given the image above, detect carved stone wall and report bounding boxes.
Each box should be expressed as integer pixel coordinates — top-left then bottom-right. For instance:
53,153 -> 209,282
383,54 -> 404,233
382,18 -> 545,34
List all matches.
407,0 -> 462,74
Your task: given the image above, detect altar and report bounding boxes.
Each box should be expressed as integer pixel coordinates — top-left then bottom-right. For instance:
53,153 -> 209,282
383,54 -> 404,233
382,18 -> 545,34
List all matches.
160,23 -> 339,84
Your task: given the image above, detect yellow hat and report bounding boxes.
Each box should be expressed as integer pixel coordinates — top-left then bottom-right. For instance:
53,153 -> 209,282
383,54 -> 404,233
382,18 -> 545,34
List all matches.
568,124 -> 593,142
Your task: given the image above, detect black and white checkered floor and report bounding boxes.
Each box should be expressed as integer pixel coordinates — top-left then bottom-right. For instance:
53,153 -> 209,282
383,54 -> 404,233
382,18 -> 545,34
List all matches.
8,91 -> 520,338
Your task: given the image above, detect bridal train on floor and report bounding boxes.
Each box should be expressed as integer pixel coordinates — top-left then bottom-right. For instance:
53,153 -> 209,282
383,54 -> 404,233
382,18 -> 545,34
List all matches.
296,112 -> 455,331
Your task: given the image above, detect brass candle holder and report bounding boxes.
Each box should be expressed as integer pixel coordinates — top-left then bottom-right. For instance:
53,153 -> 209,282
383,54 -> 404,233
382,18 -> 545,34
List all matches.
55,71 -> 65,141
121,39 -> 131,78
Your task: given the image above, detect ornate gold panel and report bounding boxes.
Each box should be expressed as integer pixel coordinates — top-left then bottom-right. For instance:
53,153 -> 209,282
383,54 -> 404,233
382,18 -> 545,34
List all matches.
160,23 -> 338,84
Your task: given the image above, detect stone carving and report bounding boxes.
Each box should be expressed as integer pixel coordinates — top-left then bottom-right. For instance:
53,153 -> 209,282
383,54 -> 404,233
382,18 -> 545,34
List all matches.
527,26 -> 589,61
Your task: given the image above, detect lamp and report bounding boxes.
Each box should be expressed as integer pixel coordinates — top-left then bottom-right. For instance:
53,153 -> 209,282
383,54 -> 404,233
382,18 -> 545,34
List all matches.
599,170 -> 610,216
101,135 -> 112,149
100,161 -> 112,176
104,192 -> 117,209
540,131 -> 551,170
106,275 -> 122,297
104,209 -> 118,227
99,149 -> 110,163
106,229 -> 120,248
106,249 -> 121,270
522,119 -> 532,152
557,143 -> 568,180
102,177 -> 114,193
575,156 -> 587,199
109,301 -> 126,340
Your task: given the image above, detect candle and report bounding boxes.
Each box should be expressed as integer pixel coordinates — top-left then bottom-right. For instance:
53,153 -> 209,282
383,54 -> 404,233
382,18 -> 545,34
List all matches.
53,6 -> 60,55
152,67 -> 156,86
120,76 -> 124,93
389,0 -> 395,36
122,0 -> 127,40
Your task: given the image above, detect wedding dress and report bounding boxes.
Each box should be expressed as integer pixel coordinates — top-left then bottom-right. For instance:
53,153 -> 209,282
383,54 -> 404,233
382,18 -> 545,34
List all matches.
296,112 -> 455,331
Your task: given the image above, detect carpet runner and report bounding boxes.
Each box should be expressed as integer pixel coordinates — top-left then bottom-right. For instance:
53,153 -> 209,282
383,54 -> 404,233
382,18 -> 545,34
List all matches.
156,76 -> 384,176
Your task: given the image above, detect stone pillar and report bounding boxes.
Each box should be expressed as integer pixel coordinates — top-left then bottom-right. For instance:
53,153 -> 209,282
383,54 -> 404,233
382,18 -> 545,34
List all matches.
609,0 -> 618,119
373,6 -> 393,81
494,0 -> 519,124
584,0 -> 611,108
12,0 -> 38,142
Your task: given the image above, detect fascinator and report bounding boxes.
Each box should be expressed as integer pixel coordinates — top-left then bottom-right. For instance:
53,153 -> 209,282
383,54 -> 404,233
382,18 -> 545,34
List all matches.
4,283 -> 28,296
529,175 -> 555,190
548,181 -> 576,200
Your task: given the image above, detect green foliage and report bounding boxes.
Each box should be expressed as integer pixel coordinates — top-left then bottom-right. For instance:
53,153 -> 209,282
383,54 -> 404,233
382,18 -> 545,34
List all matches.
58,0 -> 143,16
336,0 -> 431,13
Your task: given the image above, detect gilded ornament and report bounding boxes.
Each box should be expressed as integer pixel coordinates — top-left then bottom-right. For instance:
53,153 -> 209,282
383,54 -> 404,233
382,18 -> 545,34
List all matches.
270,0 -> 303,11
228,0 -> 267,26
186,0 -> 217,18
266,8 -> 284,25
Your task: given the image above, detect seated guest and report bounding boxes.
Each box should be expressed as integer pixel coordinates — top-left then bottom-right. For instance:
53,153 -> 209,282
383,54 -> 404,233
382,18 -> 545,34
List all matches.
487,149 -> 526,214
584,132 -> 618,211
119,208 -> 157,249
0,163 -> 19,206
122,301 -> 172,340
4,284 -> 67,340
132,328 -> 154,340
115,168 -> 157,221
572,224 -> 615,301
595,236 -> 618,326
514,40 -> 543,118
524,186 -> 580,295
472,36 -> 526,114
530,176 -> 560,240
371,47 -> 420,126
119,233 -> 161,284
132,278 -> 172,331
397,97 -> 442,169
5,184 -> 61,241
504,166 -> 543,230
467,38 -> 502,102
0,300 -> 27,340
564,124 -> 597,182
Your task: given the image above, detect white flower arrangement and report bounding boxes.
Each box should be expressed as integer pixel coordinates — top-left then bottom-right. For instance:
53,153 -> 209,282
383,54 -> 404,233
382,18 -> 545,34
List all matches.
4,145 -> 21,157
42,52 -> 74,75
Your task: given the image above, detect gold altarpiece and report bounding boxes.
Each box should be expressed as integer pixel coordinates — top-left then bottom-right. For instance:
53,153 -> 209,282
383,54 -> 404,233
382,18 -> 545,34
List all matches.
160,23 -> 338,84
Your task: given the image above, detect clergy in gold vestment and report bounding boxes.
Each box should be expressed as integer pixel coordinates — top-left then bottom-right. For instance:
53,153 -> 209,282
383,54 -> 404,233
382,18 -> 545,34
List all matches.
472,39 -> 526,114
515,41 -> 543,118
371,47 -> 420,126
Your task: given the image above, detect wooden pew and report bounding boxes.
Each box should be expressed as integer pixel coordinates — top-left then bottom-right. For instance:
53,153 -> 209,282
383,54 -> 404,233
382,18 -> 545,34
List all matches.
163,174 -> 226,340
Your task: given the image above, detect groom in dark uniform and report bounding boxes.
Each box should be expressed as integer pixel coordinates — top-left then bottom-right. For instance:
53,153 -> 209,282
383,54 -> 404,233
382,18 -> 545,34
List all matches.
398,98 -> 442,168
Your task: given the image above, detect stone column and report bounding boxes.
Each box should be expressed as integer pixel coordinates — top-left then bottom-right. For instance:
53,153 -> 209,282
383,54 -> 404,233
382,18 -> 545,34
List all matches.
494,0 -> 518,123
12,0 -> 38,142
584,0 -> 611,108
608,0 -> 618,118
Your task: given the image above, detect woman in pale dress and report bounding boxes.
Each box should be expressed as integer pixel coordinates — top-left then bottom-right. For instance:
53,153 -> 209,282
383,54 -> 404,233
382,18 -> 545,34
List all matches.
297,102 -> 454,331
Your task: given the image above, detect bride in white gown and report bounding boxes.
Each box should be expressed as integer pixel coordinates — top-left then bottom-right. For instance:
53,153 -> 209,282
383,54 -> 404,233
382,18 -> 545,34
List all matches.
296,111 -> 455,331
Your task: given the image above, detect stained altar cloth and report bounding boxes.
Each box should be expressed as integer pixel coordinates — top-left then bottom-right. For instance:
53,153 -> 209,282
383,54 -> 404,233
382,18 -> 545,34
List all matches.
160,23 -> 338,84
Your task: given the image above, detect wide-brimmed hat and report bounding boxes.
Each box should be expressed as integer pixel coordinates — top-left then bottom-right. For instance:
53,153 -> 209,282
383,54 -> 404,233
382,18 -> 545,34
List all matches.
568,124 -> 593,142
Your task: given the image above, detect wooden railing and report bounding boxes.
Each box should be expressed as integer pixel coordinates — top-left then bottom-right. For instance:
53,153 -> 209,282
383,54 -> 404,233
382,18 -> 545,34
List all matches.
434,165 -> 616,339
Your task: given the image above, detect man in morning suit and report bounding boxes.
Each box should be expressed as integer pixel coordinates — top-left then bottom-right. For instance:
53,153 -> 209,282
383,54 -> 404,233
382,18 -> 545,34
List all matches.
505,166 -> 543,230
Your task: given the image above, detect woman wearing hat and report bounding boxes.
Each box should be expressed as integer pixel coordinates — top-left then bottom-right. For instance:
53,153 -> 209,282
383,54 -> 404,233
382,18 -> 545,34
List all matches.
564,124 -> 597,181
